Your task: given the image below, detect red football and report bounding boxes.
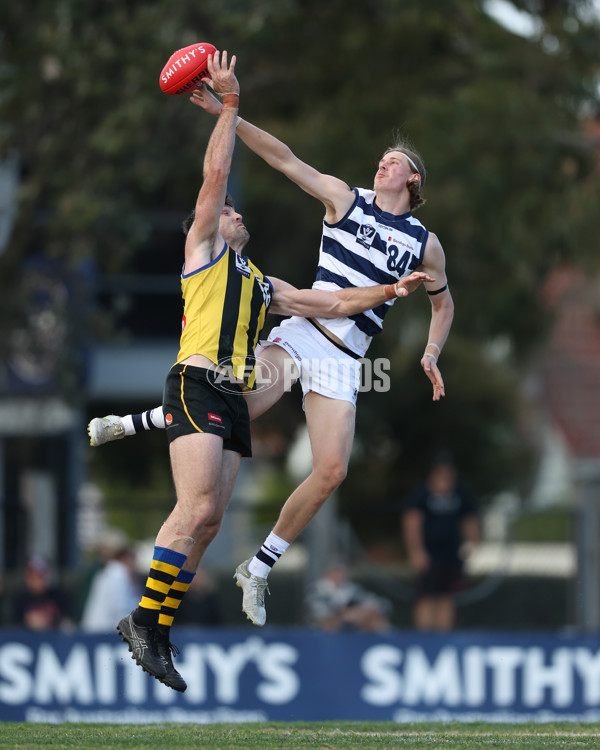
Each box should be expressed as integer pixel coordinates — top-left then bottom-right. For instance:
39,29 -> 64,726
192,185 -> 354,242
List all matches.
159,42 -> 216,96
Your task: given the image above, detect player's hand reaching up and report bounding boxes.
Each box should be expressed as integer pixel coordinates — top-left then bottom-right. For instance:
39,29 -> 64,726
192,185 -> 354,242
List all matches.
205,49 -> 238,95
190,49 -> 238,113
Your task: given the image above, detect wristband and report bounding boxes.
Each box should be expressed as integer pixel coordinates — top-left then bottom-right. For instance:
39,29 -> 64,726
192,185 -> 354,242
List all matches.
236,116 -> 242,129
426,342 -> 441,355
384,284 -> 398,300
423,352 -> 437,363
222,93 -> 239,109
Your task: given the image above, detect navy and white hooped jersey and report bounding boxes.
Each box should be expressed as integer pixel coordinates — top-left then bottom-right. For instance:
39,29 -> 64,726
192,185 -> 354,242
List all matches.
312,188 -> 430,356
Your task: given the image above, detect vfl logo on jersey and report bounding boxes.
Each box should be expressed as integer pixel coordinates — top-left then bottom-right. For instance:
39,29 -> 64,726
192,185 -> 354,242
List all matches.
235,254 -> 252,278
357,222 -> 376,249
257,278 -> 272,308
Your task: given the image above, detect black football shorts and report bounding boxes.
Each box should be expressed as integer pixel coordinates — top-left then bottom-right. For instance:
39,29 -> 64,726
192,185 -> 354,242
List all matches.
163,363 -> 252,457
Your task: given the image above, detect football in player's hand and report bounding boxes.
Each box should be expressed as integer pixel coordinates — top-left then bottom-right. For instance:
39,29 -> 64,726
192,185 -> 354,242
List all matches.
159,43 -> 216,96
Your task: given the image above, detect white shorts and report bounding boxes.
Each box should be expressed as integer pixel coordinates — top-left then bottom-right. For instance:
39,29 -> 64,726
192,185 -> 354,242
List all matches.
257,316 -> 361,408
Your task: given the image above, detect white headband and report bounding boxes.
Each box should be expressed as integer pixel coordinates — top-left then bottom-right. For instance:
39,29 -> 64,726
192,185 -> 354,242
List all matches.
402,152 -> 420,176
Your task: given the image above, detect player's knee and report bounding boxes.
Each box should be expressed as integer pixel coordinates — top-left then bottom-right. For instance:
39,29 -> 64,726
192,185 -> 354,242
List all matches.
316,460 -> 348,494
178,500 -> 218,538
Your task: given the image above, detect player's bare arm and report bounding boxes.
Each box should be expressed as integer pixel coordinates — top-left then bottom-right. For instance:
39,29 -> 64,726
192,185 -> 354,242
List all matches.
185,51 -> 239,274
417,232 -> 455,401
190,85 -> 353,223
267,272 -> 434,318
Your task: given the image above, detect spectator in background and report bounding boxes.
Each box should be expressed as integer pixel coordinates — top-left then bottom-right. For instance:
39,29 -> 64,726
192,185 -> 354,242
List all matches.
305,562 -> 392,632
403,452 -> 481,631
12,556 -> 74,631
80,531 -> 140,633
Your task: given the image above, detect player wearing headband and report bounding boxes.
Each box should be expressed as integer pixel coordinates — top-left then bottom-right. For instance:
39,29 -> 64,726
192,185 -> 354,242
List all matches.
221,108 -> 454,625
92,88 -> 454,630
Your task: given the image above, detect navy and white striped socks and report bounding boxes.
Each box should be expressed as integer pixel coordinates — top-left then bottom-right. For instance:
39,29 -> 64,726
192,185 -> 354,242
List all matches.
248,532 -> 289,579
122,407 -> 165,436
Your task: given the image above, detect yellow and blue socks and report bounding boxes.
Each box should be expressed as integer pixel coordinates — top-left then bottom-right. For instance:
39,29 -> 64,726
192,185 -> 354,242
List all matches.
133,546 -> 187,628
158,568 -> 195,629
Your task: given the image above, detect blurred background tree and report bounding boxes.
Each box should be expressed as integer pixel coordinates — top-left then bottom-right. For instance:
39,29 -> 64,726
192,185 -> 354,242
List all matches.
0,0 -> 599,547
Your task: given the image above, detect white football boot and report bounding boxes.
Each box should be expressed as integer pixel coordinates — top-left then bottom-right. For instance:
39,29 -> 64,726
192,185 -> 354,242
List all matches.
234,559 -> 269,626
88,415 -> 126,447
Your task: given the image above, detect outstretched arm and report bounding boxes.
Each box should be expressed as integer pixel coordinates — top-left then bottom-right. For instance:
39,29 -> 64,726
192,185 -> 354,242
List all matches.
417,232 -> 454,401
184,52 -> 240,273
268,272 -> 435,318
189,85 -> 354,223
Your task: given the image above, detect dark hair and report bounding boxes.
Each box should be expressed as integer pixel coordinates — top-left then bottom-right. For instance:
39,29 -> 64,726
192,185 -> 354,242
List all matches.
182,193 -> 236,235
382,138 -> 426,211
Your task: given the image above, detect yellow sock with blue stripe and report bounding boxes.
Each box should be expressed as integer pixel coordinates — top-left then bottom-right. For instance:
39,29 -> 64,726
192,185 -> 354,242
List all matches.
158,569 -> 195,629
133,546 -> 187,628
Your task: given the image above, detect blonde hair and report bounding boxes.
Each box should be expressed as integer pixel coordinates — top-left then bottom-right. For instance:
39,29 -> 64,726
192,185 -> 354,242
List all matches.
382,140 -> 426,211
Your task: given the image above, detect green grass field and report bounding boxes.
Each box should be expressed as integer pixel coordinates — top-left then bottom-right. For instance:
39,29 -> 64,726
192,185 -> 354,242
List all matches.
2,722 -> 600,749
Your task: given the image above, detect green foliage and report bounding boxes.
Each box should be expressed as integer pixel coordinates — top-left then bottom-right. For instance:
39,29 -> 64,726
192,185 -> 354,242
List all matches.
1,0 -> 599,503
348,328 -> 536,506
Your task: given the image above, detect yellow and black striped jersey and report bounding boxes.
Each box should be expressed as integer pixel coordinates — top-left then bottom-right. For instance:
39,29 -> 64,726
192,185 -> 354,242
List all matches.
176,243 -> 272,389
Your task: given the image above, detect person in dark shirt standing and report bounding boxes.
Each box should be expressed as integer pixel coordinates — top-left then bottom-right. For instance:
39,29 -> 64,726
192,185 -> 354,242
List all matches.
403,453 -> 480,630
